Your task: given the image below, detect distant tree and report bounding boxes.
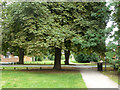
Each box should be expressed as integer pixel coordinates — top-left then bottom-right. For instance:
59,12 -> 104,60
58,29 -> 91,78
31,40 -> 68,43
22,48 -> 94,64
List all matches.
74,53 -> 99,63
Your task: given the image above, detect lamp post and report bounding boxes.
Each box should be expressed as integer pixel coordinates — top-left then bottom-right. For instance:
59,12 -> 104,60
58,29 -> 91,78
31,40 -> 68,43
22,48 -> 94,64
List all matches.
104,57 -> 106,71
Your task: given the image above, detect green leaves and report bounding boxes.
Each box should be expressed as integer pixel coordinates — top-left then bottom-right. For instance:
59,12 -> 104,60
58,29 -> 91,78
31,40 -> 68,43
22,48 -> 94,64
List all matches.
2,2 -> 111,57
2,2 -> 51,55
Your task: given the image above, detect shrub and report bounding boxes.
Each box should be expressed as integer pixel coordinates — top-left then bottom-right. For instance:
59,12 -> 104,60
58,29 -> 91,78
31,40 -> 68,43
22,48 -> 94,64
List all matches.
91,53 -> 99,62
35,56 -> 38,61
74,54 -> 90,63
74,53 -> 99,63
38,57 -> 42,61
48,55 -> 54,61
61,55 -> 65,60
35,56 -> 42,61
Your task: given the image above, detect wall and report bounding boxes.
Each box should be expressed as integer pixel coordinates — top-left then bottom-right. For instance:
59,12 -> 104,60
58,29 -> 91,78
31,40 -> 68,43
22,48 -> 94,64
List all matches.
0,55 -> 32,62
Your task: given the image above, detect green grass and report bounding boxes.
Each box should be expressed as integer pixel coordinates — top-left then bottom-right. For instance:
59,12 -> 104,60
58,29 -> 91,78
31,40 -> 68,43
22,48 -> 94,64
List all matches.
24,60 -> 65,65
2,67 -> 53,70
101,70 -> 119,85
70,60 -> 96,65
24,59 -> 95,65
2,70 -> 87,88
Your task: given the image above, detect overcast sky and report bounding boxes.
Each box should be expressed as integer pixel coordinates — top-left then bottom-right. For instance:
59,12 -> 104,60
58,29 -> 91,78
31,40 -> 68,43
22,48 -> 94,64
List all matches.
105,21 -> 118,45
105,0 -> 118,45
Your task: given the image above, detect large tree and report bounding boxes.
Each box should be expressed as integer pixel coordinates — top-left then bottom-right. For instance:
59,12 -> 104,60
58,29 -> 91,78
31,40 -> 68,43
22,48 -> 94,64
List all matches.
46,2 -> 110,64
2,2 -> 110,70
2,2 -> 50,64
42,2 -> 110,69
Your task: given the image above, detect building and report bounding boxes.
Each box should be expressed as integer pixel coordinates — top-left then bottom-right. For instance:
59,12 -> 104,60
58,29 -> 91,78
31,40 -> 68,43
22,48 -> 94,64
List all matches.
0,52 -> 32,62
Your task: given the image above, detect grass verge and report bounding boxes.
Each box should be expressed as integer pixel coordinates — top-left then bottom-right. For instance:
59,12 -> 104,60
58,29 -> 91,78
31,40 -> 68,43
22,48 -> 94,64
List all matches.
101,68 -> 119,85
2,70 -> 87,88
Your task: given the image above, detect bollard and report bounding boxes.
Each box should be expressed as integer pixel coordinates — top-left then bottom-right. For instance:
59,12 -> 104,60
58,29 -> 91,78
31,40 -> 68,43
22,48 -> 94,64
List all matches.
14,67 -> 16,70
97,62 -> 103,71
26,67 -> 29,70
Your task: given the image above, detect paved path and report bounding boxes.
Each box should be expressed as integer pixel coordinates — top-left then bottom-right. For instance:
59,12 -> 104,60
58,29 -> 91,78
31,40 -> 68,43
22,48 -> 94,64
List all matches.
80,68 -> 119,88
0,65 -> 111,68
0,65 -> 96,68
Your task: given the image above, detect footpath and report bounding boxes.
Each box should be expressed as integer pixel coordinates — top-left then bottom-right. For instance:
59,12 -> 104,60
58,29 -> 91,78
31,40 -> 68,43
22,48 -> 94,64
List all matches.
80,68 -> 119,89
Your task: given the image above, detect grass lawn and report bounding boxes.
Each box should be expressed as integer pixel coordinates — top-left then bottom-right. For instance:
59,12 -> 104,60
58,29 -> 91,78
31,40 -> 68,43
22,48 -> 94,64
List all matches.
24,60 -> 95,66
24,60 -> 65,65
2,70 -> 87,88
70,60 -> 96,65
101,68 -> 119,85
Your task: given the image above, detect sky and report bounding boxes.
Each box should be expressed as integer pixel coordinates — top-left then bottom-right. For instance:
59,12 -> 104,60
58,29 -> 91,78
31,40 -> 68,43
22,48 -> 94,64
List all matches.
105,21 -> 118,45
105,0 -> 118,45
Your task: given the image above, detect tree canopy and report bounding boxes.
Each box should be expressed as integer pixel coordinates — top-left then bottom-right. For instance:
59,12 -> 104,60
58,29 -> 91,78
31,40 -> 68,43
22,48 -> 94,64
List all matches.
2,2 -> 110,69
2,2 -> 51,63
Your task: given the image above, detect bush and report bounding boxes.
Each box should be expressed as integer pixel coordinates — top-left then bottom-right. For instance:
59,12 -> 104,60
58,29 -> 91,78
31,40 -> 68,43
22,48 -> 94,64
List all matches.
74,53 -> 99,63
38,57 -> 42,61
91,53 -> 99,62
61,55 -> 65,60
48,55 -> 54,61
110,60 -> 120,70
74,54 -> 90,63
35,56 -> 42,61
35,57 -> 38,61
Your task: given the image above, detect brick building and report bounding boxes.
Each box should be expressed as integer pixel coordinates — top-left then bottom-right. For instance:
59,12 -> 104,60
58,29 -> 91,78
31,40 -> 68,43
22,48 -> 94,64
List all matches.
0,53 -> 32,62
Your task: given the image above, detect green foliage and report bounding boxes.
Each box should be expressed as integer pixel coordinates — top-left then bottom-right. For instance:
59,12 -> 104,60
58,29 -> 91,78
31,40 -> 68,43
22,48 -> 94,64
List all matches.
35,56 -> 42,61
48,55 -> 54,61
105,42 -> 119,69
45,2 -> 110,53
2,2 -> 111,64
74,53 -> 99,63
37,57 -> 42,61
74,54 -> 91,63
2,2 -> 51,56
107,2 -> 120,70
61,55 -> 65,60
48,54 -> 64,61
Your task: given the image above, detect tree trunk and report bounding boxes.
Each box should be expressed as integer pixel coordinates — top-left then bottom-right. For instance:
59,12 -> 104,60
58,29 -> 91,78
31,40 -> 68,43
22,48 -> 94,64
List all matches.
118,26 -> 120,69
65,50 -> 70,65
53,47 -> 61,70
18,48 -> 24,64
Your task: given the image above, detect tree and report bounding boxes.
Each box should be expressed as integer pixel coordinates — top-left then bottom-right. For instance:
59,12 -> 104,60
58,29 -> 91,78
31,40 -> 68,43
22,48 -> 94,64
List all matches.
2,2 -> 110,70
2,2 -> 50,64
72,2 -> 110,58
113,2 -> 120,66
44,2 -> 110,69
74,52 -> 99,63
107,1 -> 120,69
